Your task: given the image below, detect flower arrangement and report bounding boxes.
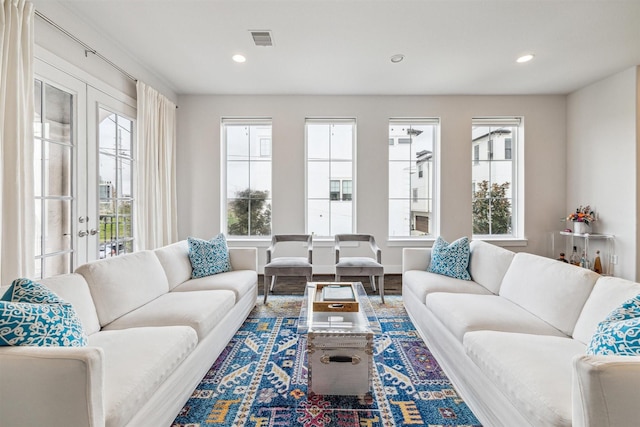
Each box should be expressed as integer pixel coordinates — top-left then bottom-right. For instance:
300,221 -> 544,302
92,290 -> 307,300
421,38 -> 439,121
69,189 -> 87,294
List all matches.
566,205 -> 596,225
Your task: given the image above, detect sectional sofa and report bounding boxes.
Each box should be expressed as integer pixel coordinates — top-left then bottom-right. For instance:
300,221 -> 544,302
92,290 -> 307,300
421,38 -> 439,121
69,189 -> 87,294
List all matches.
403,240 -> 640,427
0,240 -> 258,427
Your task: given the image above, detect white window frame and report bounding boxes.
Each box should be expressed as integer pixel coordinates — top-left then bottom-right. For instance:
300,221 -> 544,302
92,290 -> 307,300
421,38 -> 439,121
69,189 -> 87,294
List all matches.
388,118 -> 440,240
221,118 -> 273,239
305,118 -> 356,237
471,117 -> 523,239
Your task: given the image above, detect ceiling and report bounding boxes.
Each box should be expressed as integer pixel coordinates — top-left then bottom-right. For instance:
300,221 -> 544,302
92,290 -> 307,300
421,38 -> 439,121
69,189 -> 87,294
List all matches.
49,0 -> 640,96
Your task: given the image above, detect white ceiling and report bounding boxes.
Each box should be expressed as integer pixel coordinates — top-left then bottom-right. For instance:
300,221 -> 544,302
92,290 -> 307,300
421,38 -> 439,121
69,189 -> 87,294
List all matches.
49,0 -> 640,96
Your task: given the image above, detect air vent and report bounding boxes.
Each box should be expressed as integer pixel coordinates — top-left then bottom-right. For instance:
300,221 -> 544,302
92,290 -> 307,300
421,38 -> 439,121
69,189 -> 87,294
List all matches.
250,30 -> 274,47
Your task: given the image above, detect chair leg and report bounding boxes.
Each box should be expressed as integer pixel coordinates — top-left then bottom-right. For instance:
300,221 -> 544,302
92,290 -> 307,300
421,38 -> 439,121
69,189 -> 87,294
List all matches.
263,275 -> 270,304
335,274 -> 341,282
379,274 -> 385,304
270,276 -> 277,292
369,276 -> 377,292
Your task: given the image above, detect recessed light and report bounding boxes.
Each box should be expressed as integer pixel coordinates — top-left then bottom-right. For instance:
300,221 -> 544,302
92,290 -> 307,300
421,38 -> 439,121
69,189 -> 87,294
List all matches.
516,54 -> 534,63
390,54 -> 405,63
232,54 -> 246,63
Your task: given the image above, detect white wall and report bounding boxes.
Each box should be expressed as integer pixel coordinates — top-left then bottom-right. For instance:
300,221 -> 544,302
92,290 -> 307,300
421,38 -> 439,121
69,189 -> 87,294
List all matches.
567,66 -> 639,280
177,95 -> 566,273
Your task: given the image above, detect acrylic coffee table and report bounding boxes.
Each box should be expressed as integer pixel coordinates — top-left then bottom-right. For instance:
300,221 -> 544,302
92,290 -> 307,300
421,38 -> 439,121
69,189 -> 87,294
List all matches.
298,282 -> 381,398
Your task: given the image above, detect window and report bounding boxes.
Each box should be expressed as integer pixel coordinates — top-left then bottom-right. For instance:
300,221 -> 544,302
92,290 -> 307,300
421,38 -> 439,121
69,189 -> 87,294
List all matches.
223,119 -> 272,236
330,180 -> 340,201
306,119 -> 355,236
472,117 -> 521,236
504,138 -> 512,160
342,180 -> 352,201
98,108 -> 134,258
389,119 -> 439,237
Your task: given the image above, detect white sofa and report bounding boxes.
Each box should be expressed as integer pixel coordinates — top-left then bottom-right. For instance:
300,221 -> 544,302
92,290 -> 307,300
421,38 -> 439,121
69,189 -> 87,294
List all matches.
403,240 -> 640,427
0,240 -> 258,427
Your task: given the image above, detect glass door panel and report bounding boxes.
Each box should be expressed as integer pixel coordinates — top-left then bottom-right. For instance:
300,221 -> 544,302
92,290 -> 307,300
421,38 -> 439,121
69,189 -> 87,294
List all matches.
33,72 -> 82,279
89,88 -> 136,261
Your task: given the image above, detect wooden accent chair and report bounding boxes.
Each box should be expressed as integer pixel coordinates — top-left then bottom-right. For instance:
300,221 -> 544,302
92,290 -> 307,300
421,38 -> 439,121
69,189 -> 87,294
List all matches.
334,234 -> 384,304
263,234 -> 313,303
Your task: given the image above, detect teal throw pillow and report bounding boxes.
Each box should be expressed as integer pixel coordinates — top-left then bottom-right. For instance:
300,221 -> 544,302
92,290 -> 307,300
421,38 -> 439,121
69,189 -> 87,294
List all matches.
587,294 -> 640,356
0,278 -> 87,347
428,236 -> 471,281
188,234 -> 232,279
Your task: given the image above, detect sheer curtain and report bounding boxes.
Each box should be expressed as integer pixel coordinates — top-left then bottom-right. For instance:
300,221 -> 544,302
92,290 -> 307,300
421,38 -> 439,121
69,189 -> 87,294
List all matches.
0,0 -> 35,285
135,81 -> 178,250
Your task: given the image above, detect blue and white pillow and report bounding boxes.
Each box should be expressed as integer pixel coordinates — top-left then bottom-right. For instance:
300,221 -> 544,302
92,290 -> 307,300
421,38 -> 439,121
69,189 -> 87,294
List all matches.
428,236 -> 471,281
587,294 -> 640,356
0,278 -> 87,347
188,234 -> 232,279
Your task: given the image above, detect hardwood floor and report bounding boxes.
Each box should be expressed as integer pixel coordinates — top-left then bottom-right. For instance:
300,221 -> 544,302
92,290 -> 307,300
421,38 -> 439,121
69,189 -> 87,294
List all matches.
258,274 -> 402,296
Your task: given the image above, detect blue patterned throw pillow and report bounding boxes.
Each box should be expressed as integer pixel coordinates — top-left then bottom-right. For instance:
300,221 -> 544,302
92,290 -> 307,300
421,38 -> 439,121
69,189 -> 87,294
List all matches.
587,294 -> 640,356
428,236 -> 471,280
0,278 -> 87,347
188,234 -> 232,279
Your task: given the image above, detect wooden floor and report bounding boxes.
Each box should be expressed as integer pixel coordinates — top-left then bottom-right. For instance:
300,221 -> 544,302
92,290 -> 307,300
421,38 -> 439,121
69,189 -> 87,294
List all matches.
258,274 -> 402,296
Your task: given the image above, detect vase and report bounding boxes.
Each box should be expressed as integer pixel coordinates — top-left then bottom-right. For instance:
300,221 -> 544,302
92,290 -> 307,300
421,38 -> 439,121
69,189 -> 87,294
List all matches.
573,221 -> 590,235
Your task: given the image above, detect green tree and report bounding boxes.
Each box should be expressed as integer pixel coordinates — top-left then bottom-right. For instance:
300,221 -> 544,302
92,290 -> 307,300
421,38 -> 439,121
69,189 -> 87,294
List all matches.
472,180 -> 511,234
228,188 -> 272,236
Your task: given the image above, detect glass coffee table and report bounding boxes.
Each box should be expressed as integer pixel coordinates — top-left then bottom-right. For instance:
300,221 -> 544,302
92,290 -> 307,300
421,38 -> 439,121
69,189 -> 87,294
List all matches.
298,282 -> 381,398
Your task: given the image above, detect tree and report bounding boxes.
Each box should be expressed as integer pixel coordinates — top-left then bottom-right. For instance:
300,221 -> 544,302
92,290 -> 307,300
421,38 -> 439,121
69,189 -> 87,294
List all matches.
472,180 -> 511,234
227,188 -> 272,236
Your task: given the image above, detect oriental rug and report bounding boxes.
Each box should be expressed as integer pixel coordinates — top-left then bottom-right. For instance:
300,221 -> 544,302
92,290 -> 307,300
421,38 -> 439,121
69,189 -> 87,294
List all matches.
172,296 -> 481,426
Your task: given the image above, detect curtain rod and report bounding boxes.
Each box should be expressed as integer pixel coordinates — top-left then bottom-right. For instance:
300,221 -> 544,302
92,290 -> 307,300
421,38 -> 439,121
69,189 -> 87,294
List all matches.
34,10 -> 138,83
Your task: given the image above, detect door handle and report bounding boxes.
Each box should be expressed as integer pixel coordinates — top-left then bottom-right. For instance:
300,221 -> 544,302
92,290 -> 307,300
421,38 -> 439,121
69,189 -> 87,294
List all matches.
89,229 -> 98,236
78,230 -> 88,237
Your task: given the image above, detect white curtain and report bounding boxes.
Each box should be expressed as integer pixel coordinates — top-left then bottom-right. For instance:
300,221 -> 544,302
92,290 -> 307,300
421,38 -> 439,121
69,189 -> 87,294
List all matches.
0,0 -> 34,285
135,81 -> 178,250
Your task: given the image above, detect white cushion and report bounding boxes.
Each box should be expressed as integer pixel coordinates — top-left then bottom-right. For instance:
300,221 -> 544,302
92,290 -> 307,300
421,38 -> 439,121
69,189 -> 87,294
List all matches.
172,270 -> 257,301
426,293 -> 567,343
38,274 -> 101,336
573,276 -> 640,344
88,326 -> 197,427
102,290 -> 235,340
468,240 -> 515,294
154,240 -> 192,290
499,252 -> 599,336
75,251 -> 170,326
464,331 -> 586,427
402,270 -> 492,304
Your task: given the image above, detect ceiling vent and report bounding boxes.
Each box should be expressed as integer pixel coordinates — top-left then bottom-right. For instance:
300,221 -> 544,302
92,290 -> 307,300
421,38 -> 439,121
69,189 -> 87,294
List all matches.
250,30 -> 274,47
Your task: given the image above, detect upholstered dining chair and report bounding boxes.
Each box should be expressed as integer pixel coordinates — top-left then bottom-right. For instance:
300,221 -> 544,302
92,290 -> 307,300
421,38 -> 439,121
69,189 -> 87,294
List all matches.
263,234 -> 313,303
334,234 -> 384,304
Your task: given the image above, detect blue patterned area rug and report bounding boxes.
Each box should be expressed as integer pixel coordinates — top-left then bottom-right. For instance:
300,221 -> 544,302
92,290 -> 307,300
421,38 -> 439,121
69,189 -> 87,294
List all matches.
172,296 -> 481,426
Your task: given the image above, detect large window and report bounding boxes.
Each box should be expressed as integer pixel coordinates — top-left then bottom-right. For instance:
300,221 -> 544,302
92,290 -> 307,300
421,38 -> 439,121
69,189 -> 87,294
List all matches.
389,119 -> 439,237
306,119 -> 355,236
472,117 -> 521,236
98,108 -> 134,258
223,119 -> 272,236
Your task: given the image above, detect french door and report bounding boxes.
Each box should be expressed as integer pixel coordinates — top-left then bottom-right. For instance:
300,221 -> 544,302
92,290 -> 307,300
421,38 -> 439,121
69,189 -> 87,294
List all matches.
34,58 -> 135,279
